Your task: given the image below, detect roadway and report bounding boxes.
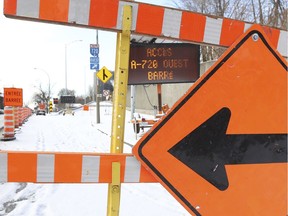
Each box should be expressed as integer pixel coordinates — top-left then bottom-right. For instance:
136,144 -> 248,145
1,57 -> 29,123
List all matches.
0,104 -> 189,216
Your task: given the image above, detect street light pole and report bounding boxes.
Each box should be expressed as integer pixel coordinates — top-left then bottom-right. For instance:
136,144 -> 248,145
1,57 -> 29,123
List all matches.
65,40 -> 82,95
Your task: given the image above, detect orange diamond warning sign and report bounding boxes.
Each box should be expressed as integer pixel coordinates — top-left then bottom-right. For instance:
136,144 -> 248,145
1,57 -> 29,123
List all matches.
133,25 -> 287,216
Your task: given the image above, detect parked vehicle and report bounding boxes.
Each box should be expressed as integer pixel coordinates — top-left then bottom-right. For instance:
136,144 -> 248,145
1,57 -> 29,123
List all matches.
36,103 -> 46,116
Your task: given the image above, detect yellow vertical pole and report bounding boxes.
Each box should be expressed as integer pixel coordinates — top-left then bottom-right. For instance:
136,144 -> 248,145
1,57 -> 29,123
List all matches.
107,5 -> 132,216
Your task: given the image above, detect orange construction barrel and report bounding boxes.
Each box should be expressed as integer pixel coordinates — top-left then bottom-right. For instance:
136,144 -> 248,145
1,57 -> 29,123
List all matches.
1,106 -> 16,141
83,105 -> 89,111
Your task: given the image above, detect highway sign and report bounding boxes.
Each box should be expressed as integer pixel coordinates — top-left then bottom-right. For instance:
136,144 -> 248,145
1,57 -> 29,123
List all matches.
133,25 -> 287,216
90,63 -> 99,70
90,44 -> 99,56
97,66 -> 113,83
90,56 -> 99,70
90,57 -> 99,64
90,44 -> 99,70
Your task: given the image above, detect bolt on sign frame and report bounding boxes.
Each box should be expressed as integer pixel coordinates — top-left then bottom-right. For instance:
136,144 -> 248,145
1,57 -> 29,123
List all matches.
2,0 -> 288,216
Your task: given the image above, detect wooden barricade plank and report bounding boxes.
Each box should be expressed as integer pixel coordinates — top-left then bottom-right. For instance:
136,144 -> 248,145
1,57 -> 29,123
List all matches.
0,151 -> 157,183
3,0 -> 287,58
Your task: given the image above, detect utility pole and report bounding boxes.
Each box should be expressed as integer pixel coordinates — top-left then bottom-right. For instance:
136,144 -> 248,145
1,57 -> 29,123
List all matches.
95,30 -> 100,123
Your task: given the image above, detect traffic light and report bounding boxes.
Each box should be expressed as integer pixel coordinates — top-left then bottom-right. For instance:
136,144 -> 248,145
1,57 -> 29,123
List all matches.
53,98 -> 59,104
49,101 -> 53,112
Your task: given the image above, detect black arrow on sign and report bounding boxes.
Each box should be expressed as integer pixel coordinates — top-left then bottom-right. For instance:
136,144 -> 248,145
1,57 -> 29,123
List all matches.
168,107 -> 287,191
103,69 -> 108,81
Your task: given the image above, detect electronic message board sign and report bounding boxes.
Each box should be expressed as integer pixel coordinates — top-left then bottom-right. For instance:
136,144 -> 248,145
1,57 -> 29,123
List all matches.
60,96 -> 75,104
128,43 -> 200,85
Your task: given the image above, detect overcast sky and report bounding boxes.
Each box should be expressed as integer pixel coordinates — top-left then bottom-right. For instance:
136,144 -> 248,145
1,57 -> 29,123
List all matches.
0,0 -> 172,104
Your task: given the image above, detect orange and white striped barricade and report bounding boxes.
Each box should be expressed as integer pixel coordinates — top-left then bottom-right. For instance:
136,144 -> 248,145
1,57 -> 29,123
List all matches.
1,106 -> 16,141
0,152 -> 157,183
23,108 -> 27,122
14,107 -> 20,130
18,107 -> 23,126
3,1 -> 287,58
23,107 -> 29,122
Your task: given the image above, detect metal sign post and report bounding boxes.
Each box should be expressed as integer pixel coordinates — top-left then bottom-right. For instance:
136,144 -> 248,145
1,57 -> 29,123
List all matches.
107,5 -> 132,216
90,41 -> 100,123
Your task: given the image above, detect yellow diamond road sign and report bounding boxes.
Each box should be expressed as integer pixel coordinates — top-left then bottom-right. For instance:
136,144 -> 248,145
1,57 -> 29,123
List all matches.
97,66 -> 112,83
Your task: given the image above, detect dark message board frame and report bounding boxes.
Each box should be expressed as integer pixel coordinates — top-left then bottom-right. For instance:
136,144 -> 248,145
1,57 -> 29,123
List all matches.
128,43 -> 200,85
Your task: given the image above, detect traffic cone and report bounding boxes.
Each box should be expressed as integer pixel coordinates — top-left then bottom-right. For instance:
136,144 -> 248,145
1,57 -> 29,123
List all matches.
1,106 -> 16,141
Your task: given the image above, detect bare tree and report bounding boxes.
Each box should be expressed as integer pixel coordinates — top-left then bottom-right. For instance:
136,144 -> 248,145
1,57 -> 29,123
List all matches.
88,86 -> 94,100
174,0 -> 287,61
33,85 -> 48,102
175,0 -> 230,61
33,83 -> 51,112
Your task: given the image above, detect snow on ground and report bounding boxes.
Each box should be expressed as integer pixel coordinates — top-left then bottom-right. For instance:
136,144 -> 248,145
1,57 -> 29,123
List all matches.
0,103 -> 190,216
